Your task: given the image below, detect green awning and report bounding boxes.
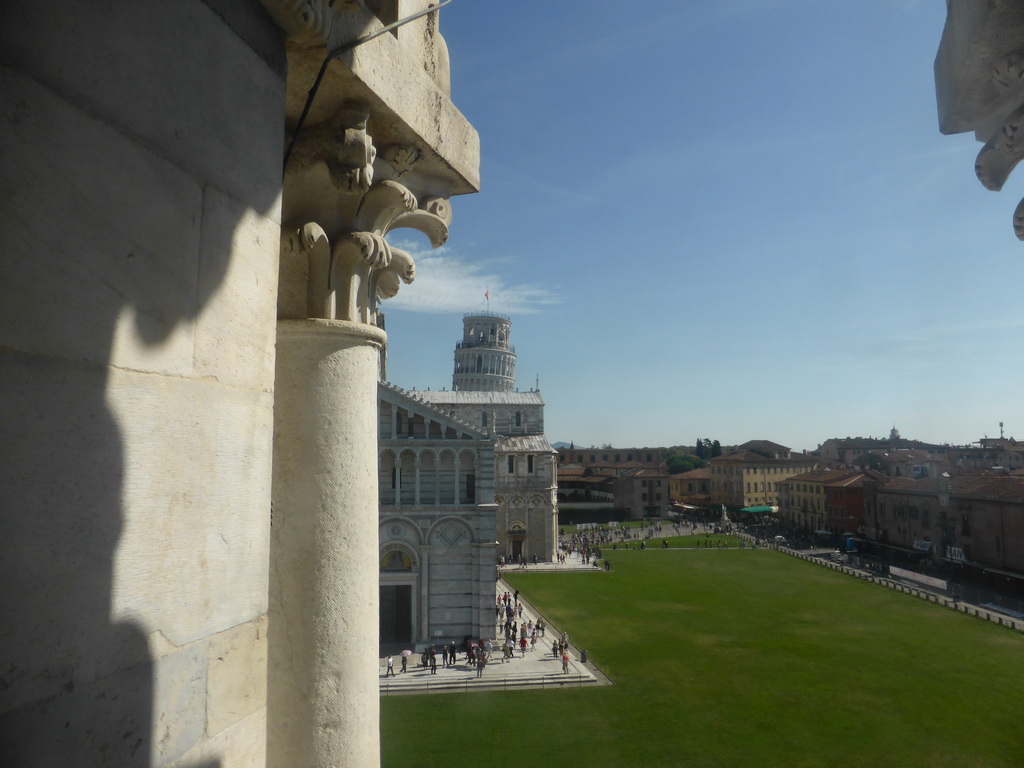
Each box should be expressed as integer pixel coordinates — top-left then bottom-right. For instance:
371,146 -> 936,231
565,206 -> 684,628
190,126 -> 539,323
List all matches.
739,506 -> 774,513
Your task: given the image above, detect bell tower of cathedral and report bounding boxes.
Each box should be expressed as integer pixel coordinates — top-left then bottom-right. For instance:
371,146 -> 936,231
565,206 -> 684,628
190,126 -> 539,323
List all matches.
452,312 -> 516,392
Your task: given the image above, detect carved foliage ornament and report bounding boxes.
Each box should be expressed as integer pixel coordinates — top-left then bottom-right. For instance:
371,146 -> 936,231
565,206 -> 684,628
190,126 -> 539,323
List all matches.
978,47 -> 1024,240
282,111 -> 452,324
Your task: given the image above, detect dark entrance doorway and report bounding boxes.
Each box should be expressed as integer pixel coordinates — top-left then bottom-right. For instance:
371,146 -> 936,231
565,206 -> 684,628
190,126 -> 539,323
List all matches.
380,584 -> 412,645
511,538 -> 524,559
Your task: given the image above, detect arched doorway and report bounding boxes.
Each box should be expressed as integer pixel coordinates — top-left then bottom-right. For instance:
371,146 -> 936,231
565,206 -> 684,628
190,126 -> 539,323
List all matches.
379,546 -> 416,646
508,520 -> 526,560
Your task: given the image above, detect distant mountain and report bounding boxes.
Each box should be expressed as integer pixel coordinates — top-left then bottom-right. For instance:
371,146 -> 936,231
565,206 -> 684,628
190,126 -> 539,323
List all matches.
551,441 -> 571,449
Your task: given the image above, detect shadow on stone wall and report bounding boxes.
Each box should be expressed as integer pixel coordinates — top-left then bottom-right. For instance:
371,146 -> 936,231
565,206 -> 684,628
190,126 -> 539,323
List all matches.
0,1 -> 284,764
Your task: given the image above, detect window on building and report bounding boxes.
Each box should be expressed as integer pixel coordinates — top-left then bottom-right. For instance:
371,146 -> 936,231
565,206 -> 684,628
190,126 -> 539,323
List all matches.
508,456 -> 514,473
515,411 -> 522,426
527,456 -> 534,473
482,411 -> 488,427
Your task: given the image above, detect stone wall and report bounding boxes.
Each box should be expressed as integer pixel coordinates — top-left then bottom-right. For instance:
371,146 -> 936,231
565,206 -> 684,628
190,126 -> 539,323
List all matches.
0,1 -> 284,764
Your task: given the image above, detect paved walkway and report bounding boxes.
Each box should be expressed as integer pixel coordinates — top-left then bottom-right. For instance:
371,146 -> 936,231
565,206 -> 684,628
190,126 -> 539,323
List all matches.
379,553 -> 608,695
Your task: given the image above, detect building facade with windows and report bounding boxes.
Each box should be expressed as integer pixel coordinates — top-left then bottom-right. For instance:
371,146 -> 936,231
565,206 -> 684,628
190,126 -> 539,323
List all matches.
670,466 -> 712,509
557,446 -> 662,468
614,468 -> 672,519
413,313 -> 558,562
377,383 -> 496,650
862,474 -> 1024,590
710,446 -> 818,510
777,468 -> 885,534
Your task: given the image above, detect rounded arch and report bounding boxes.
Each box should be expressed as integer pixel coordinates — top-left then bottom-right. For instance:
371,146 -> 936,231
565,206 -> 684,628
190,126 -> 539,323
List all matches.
379,515 -> 423,545
378,539 -> 420,570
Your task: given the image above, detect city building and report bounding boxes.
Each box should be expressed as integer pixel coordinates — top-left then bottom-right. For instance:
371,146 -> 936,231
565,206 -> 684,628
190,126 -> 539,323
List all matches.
861,474 -> 1024,592
951,436 -> 1024,473
777,468 -> 886,534
415,313 -> 558,562
1,2 -> 479,765
709,442 -> 818,510
377,383 -> 497,649
613,467 -> 673,519
816,428 -> 948,465
670,466 -> 712,510
557,446 -> 662,468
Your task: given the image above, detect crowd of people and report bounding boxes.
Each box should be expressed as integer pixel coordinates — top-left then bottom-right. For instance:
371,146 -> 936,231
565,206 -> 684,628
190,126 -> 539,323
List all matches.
387,518 -> 786,682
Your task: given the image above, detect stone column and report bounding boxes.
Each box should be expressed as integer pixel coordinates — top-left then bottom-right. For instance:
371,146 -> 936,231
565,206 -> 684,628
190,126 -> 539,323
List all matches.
414,456 -> 422,506
419,545 -> 431,640
269,318 -> 385,768
259,2 -> 479,762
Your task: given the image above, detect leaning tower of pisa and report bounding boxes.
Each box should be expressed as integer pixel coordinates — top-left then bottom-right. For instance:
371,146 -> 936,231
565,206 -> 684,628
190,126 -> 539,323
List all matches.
452,312 -> 516,392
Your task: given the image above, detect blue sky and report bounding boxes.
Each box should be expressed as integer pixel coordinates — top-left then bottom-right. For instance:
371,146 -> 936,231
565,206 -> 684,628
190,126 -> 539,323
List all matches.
382,1 -> 1023,453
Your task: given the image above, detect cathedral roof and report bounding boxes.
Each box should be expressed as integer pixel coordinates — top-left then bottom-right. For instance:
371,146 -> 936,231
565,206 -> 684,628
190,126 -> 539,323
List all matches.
378,381 -> 490,440
414,390 -> 544,405
496,435 -> 555,453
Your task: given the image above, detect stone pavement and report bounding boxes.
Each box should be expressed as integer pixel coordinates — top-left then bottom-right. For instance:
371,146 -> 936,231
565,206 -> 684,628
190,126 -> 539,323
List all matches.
379,553 -> 609,696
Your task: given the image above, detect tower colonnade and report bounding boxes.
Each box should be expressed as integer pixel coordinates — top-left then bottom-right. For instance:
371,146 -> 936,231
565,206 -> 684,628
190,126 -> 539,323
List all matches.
453,312 -> 516,392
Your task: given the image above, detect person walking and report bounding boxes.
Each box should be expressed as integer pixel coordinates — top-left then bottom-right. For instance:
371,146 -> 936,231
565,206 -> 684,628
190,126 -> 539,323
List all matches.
400,653 -> 407,673
429,651 -> 437,674
561,650 -> 570,673
385,655 -> 395,677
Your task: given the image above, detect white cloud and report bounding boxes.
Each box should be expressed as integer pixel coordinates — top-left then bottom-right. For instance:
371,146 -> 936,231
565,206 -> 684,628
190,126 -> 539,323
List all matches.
382,239 -> 560,315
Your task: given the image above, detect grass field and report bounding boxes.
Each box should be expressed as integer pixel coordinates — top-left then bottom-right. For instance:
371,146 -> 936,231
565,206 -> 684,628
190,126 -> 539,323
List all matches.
381,549 -> 1024,767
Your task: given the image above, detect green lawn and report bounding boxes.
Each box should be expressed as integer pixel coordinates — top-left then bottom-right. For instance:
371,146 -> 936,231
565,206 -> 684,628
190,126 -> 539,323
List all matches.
381,550 -> 1024,767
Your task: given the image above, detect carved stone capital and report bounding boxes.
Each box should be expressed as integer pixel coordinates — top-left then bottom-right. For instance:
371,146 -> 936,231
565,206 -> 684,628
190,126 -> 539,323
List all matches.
280,103 -> 456,324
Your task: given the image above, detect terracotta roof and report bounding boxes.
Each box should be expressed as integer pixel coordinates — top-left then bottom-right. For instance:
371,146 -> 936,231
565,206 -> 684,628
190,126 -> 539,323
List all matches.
712,451 -> 816,466
618,467 -> 670,478
739,439 -> 790,452
877,474 -> 1024,500
673,467 -> 711,479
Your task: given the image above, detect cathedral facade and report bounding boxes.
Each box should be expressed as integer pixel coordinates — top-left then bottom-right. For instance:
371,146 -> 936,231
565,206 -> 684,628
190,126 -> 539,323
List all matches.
377,382 -> 497,649
416,313 -> 558,563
